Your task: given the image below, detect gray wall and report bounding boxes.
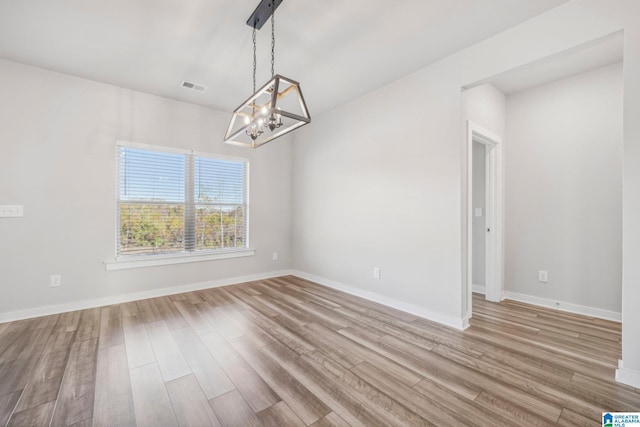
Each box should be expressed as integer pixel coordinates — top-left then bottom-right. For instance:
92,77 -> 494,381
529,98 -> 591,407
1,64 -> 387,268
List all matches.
472,142 -> 486,288
505,62 -> 623,312
0,59 -> 293,315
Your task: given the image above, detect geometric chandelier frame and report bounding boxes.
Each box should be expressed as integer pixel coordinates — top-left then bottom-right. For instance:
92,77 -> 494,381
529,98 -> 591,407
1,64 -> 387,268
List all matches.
224,74 -> 310,148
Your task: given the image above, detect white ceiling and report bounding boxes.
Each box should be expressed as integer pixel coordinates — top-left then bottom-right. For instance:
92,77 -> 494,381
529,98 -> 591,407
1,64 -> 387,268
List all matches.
0,0 -> 568,116
491,31 -> 623,94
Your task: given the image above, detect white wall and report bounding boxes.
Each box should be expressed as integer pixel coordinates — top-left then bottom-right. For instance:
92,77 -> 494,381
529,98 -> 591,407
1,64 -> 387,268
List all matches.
0,59 -> 292,316
463,84 -> 507,138
292,0 -> 640,384
292,65 -> 466,327
505,63 -> 623,313
472,142 -> 486,288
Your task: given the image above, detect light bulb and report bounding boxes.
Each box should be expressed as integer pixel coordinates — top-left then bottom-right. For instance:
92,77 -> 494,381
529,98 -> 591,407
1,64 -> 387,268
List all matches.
244,117 -> 250,125
261,106 -> 268,115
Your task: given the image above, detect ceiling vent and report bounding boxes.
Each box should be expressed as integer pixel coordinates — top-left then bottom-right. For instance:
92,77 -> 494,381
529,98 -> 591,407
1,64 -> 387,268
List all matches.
181,80 -> 207,93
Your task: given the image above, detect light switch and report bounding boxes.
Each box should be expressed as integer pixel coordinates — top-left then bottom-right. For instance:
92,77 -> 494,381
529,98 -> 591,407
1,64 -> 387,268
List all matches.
474,208 -> 483,217
0,205 -> 24,218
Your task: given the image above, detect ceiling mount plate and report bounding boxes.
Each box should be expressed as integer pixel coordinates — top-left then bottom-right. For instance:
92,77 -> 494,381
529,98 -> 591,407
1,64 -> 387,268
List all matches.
246,0 -> 283,30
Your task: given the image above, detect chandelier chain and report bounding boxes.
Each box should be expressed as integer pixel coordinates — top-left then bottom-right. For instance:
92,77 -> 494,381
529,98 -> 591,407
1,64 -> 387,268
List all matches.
271,2 -> 275,78
252,25 -> 257,96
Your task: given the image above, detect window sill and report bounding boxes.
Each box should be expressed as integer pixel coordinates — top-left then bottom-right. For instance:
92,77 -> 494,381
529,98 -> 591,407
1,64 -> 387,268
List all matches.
104,248 -> 255,271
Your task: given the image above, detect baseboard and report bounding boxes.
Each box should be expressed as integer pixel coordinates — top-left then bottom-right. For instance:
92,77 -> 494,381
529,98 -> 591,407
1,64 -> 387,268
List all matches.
503,291 -> 621,322
291,270 -> 466,330
0,270 -> 293,324
616,360 -> 640,388
472,284 -> 486,294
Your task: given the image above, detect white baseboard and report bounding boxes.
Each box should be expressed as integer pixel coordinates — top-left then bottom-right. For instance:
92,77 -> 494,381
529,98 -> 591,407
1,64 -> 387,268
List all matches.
291,270 -> 466,330
0,270 -> 293,324
472,284 -> 486,294
503,291 -> 621,322
616,360 -> 640,388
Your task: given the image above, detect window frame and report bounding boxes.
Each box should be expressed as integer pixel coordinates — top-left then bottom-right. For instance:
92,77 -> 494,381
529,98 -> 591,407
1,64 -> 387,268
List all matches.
105,141 -> 254,270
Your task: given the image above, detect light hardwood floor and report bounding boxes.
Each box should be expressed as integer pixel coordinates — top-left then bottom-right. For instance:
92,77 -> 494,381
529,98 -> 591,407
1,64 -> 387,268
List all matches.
0,276 -> 638,426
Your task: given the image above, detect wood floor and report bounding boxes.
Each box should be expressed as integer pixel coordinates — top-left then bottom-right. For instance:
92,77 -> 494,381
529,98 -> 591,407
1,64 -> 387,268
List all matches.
0,276 -> 638,426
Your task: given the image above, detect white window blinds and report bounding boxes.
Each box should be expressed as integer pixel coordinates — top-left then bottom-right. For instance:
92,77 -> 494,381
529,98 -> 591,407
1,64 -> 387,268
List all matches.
117,145 -> 248,257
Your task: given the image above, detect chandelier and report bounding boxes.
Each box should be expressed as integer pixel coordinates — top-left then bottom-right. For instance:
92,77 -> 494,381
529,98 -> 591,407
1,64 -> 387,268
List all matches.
224,0 -> 310,148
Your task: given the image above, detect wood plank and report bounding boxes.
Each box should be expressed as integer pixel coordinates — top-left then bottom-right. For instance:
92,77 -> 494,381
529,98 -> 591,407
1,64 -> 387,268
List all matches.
122,314 -> 155,369
50,338 -> 98,426
351,362 -> 484,427
430,344 -> 564,422
53,310 -> 81,334
557,408 -> 600,427
0,321 -> 10,338
412,376 -> 516,427
98,305 -> 124,349
226,288 -> 279,317
0,326 -> 56,398
74,308 -> 101,342
153,296 -> 189,330
196,302 -> 244,339
464,323 -> 616,382
375,334 -> 484,400
93,345 -> 135,427
7,401 -> 55,426
212,305 -> 276,347
570,372 -> 640,409
310,412 -> 351,427
473,391 -> 556,427
165,374 -> 221,427
0,324 -> 53,365
199,331 -> 280,413
174,300 -> 215,335
136,298 -> 163,324
209,390 -> 261,427
0,391 -> 21,427
260,340 -> 384,427
257,401 -> 305,427
216,288 -> 253,311
171,327 -> 235,400
130,363 -> 179,427
306,322 -> 422,386
297,324 -> 362,369
302,349 -> 431,427
240,308 -> 315,355
432,344 -> 600,421
231,335 -> 331,425
145,320 -> 191,382
14,331 -> 75,412
120,301 -> 140,317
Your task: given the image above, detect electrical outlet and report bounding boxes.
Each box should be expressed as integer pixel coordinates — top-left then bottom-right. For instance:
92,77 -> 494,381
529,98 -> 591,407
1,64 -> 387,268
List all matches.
272,252 -> 278,261
50,275 -> 62,287
538,270 -> 548,283
373,267 -> 380,279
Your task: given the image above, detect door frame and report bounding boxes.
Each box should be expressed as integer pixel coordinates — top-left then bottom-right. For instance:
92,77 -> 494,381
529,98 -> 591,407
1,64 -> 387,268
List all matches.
465,121 -> 504,321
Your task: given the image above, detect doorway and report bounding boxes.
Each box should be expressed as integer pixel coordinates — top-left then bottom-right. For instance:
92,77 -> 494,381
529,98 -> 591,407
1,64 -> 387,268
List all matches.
465,121 -> 503,323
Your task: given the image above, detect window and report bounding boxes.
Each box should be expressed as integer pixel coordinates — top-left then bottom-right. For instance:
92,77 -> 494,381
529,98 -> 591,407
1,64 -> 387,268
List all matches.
117,144 -> 248,259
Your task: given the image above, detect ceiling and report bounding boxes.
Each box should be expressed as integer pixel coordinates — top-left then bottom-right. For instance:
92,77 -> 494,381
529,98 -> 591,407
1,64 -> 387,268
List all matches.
0,0 -> 568,116
491,31 -> 623,94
